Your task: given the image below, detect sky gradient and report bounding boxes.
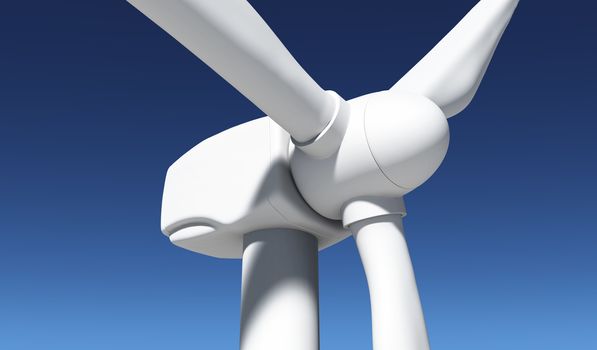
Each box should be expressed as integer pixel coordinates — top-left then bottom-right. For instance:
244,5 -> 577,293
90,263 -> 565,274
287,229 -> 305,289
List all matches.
1,0 -> 596,348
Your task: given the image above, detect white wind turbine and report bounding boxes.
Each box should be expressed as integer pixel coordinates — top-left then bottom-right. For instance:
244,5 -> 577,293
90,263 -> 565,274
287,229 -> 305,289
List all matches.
127,0 -> 519,349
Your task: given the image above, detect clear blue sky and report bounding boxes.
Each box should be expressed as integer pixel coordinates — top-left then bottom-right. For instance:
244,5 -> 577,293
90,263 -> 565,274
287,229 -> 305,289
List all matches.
1,0 -> 596,348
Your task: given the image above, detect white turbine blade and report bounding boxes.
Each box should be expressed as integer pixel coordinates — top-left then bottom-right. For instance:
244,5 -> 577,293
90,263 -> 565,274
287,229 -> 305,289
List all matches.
128,0 -> 335,143
350,214 -> 429,350
391,0 -> 519,118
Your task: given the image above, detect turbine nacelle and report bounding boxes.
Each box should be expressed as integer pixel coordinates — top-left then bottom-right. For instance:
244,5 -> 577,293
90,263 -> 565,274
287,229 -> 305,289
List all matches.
161,117 -> 347,258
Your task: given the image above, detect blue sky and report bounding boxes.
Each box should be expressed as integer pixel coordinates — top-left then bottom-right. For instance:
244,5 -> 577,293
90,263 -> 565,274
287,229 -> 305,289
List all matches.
1,0 -> 596,348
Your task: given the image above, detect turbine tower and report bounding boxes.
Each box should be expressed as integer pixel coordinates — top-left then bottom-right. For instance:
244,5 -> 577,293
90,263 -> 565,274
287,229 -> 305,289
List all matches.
127,0 -> 519,349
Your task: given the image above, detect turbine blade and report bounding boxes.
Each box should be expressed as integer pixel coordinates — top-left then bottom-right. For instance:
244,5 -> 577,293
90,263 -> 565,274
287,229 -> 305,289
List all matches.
128,0 -> 336,143
391,0 -> 519,118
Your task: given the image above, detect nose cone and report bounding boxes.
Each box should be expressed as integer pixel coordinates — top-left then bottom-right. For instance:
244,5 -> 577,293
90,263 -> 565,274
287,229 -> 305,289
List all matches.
364,91 -> 449,190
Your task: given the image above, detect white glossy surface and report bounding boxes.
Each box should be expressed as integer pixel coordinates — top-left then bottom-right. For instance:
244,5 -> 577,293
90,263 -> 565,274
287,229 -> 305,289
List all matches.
342,196 -> 406,228
291,93 -> 396,220
365,92 -> 449,190
350,213 -> 429,350
290,91 -> 448,220
162,118 -> 347,258
241,229 -> 319,350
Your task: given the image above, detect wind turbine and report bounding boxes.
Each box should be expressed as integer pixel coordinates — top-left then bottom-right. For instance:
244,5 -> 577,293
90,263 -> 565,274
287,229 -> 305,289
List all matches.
127,0 -> 519,349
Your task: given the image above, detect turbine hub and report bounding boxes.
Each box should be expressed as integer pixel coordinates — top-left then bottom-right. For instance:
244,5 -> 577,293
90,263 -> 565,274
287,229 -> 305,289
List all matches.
290,91 -> 449,222
364,91 -> 449,190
